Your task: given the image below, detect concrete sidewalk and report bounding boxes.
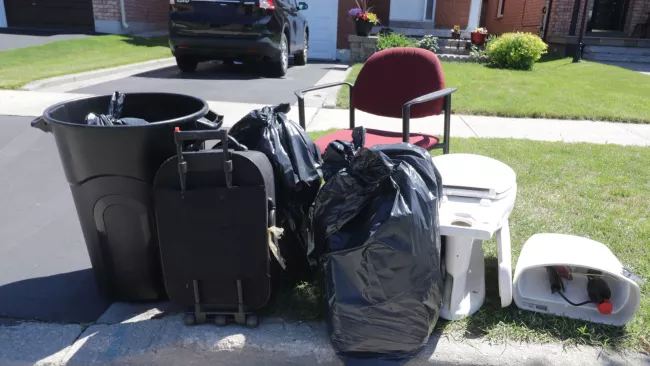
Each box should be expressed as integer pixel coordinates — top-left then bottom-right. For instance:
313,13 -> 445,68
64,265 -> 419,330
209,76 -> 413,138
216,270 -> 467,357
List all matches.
1,90 -> 649,146
2,305 -> 649,366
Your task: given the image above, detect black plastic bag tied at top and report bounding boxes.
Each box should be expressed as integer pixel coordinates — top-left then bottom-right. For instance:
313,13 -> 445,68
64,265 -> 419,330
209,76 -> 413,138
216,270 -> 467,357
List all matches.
312,129 -> 444,365
227,103 -> 322,279
86,91 -> 149,126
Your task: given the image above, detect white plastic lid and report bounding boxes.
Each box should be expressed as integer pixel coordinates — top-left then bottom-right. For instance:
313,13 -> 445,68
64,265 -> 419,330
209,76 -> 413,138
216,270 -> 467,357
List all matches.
432,154 -> 516,199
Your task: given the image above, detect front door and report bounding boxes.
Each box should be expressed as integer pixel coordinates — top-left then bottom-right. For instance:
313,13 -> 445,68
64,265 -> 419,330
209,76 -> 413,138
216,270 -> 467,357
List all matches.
588,0 -> 629,32
390,0 -> 426,21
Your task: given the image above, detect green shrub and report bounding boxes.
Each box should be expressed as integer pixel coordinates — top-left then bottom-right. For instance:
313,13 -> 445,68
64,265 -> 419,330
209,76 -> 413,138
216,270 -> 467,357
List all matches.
377,33 -> 417,51
417,35 -> 439,53
485,32 -> 548,70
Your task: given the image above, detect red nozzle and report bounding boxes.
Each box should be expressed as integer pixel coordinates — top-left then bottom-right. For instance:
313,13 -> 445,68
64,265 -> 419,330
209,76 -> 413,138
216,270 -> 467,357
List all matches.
174,127 -> 180,132
597,299 -> 613,315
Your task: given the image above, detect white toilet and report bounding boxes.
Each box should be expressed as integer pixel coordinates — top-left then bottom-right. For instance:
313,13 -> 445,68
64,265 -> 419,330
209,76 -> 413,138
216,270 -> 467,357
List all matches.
431,154 -> 517,320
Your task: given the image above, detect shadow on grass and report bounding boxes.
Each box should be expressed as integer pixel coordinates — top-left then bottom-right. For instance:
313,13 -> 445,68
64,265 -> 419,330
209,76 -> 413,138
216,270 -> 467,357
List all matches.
263,275 -> 325,321
120,36 -> 169,48
459,256 -> 629,350
263,246 -> 631,350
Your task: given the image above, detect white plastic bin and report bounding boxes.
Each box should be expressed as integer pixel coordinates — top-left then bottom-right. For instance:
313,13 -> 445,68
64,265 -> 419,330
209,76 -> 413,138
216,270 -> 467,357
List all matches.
513,233 -> 641,326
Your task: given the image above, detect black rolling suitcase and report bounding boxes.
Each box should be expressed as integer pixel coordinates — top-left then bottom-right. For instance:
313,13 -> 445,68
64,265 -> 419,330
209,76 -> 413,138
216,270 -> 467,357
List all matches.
154,129 -> 275,327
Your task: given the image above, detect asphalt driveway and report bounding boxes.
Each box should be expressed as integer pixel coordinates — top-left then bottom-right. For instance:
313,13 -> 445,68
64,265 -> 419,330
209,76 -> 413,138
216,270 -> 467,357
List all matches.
0,116 -> 108,323
0,30 -> 89,51
71,61 -> 335,105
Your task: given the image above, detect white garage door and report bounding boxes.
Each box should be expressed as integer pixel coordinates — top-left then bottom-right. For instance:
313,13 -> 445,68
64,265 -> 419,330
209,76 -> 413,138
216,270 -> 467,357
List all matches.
301,0 -> 338,60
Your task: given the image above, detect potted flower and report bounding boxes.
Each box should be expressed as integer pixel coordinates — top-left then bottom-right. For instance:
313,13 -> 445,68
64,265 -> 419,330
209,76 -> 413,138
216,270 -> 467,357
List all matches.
471,27 -> 489,45
451,25 -> 461,39
349,1 -> 380,37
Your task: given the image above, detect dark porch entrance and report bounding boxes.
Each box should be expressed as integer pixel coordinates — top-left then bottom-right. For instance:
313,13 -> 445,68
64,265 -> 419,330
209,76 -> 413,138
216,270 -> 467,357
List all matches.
587,0 -> 630,32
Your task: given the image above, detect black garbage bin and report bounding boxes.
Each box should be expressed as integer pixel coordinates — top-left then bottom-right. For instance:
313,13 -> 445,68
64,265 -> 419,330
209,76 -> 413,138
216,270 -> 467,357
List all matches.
31,93 -> 222,302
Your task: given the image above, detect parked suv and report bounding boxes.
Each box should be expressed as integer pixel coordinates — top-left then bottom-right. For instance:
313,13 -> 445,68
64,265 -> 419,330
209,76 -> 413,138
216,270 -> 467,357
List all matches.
169,0 -> 309,77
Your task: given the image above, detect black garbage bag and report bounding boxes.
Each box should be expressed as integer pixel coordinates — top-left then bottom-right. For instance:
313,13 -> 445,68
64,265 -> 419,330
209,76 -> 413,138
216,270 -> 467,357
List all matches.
85,91 -> 149,126
312,136 -> 444,365
227,103 -> 322,279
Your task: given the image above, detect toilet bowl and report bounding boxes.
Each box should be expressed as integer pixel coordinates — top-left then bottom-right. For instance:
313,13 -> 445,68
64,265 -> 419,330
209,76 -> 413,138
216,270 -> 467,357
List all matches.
432,154 -> 517,320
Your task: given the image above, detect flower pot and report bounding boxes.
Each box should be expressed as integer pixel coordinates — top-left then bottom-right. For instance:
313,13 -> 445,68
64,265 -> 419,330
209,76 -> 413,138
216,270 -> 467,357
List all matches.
355,20 -> 374,37
471,32 -> 488,45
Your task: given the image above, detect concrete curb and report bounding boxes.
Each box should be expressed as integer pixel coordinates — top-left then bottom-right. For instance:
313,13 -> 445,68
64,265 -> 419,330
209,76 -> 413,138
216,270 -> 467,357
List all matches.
21,58 -> 176,91
322,65 -> 352,109
1,312 -> 648,366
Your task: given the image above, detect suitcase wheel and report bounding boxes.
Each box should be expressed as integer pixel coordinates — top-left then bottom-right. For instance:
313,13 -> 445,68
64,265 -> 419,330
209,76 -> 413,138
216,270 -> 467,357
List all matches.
183,313 -> 196,326
195,312 -> 207,324
246,314 -> 259,328
214,315 -> 227,326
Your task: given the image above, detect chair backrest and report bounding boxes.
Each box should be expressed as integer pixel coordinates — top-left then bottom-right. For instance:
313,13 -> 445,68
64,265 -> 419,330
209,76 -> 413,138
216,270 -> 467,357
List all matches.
352,47 -> 446,119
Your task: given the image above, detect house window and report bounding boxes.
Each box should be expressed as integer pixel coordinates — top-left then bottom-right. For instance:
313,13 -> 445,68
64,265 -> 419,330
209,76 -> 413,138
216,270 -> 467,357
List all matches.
497,0 -> 506,18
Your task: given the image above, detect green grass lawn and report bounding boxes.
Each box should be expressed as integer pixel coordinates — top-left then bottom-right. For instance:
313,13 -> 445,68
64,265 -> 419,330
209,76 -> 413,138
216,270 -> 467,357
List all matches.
269,136 -> 650,352
337,58 -> 650,124
0,35 -> 171,89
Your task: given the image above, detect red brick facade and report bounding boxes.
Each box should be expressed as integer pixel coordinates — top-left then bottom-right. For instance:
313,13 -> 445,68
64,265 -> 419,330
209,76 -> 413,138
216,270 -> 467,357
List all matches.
483,0 -> 547,35
625,0 -> 650,35
479,0 -> 649,38
545,0 -> 648,37
125,0 -> 169,23
92,0 -> 168,24
92,0 -> 121,20
337,0 -> 390,49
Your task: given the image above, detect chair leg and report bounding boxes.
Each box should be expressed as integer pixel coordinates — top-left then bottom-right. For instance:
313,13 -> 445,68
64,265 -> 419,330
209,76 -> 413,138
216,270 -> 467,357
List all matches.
298,97 -> 306,130
443,95 -> 452,154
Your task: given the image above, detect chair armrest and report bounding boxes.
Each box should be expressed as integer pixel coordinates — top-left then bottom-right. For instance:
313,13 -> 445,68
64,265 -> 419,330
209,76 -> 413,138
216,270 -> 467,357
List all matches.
294,82 -> 353,99
295,82 -> 354,129
401,88 -> 458,146
403,88 -> 458,108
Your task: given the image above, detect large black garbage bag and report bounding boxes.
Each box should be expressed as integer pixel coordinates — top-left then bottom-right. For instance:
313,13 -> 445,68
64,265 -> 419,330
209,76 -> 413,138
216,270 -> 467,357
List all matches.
312,140 -> 443,366
228,103 -> 322,279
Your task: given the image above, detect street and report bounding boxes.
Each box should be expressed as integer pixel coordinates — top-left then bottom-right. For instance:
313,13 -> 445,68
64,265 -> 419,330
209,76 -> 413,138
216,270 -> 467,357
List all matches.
71,61 -> 336,106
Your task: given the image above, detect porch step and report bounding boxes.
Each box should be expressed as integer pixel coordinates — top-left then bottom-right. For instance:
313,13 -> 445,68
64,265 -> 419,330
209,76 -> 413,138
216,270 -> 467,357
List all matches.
375,26 -> 453,38
583,45 -> 650,63
440,45 -> 471,55
389,20 -> 437,30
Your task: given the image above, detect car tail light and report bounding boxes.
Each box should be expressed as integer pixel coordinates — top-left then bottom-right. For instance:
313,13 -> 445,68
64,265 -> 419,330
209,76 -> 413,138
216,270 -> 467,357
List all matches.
259,0 -> 275,10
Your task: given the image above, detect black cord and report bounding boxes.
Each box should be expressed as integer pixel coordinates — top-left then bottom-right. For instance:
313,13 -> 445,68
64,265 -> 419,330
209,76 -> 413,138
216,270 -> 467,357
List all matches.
555,278 -> 594,307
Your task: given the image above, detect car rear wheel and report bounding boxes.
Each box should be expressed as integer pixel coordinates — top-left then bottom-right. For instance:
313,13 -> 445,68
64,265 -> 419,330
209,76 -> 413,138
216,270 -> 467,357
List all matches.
294,33 -> 308,66
269,33 -> 289,77
176,56 -> 198,73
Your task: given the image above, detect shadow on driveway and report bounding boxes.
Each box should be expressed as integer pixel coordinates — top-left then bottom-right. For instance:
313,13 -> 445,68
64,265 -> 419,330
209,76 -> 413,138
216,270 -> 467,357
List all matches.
597,61 -> 650,74
0,269 -> 109,324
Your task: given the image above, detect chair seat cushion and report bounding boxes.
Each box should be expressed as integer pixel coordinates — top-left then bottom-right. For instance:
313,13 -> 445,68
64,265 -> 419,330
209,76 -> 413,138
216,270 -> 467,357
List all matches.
315,129 -> 440,155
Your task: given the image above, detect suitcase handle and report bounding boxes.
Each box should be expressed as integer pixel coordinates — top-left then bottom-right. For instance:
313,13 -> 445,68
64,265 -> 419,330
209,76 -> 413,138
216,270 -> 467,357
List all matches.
174,129 -> 244,192
173,129 -> 248,152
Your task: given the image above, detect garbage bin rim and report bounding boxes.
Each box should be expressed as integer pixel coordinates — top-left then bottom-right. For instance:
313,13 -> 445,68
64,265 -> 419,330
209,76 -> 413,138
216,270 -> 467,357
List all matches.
42,92 -> 210,128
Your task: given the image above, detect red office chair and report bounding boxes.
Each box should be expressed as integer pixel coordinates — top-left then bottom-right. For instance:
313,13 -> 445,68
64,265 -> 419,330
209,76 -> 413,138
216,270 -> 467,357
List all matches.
295,47 -> 457,154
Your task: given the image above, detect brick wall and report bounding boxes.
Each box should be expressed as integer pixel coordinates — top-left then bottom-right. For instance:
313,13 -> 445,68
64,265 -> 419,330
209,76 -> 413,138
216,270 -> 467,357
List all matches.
125,0 -> 169,24
92,0 -> 168,24
625,0 -> 650,36
337,0 -> 390,49
547,0 -> 574,35
547,0 -> 649,37
483,0 -> 547,35
92,0 -> 120,20
435,0 -> 471,29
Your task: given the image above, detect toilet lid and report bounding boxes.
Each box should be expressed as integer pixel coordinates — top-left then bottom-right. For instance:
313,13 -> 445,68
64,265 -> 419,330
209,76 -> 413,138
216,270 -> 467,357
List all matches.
432,154 -> 516,199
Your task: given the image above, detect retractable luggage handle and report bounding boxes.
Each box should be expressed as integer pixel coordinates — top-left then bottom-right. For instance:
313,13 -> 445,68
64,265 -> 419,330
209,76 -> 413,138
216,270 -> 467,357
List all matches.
173,129 -> 247,192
